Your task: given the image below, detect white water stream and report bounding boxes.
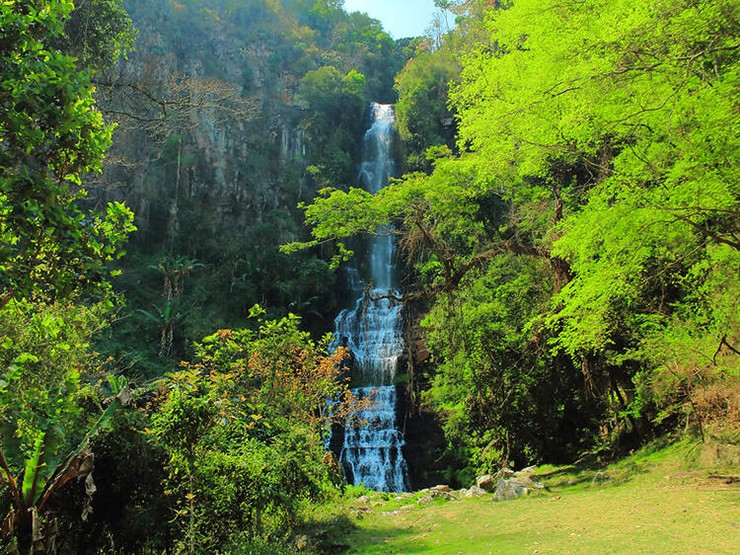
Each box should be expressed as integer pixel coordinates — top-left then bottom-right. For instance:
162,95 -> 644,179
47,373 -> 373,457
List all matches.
332,103 -> 409,492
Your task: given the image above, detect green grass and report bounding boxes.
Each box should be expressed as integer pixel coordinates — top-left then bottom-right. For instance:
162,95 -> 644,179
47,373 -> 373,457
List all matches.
308,438 -> 739,554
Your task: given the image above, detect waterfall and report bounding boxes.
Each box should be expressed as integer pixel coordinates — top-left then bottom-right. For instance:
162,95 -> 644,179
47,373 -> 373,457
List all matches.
332,103 -> 409,492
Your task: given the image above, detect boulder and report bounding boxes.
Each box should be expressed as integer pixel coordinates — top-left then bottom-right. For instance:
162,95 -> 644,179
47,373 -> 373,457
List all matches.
460,486 -> 487,498
494,467 -> 515,480
430,484 -> 452,492
494,478 -> 528,501
475,474 -> 496,492
430,486 -> 458,500
477,468 -> 514,492
513,465 -> 537,479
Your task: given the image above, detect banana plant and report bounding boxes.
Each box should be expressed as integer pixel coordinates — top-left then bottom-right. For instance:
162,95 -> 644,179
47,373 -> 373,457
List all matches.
138,300 -> 182,356
0,385 -> 133,554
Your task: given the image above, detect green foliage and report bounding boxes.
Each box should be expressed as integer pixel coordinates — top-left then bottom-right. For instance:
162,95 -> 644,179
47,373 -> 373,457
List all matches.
293,0 -> 740,472
298,66 -> 367,187
148,313 -> 356,550
0,300 -> 133,552
54,0 -> 138,71
422,255 -> 591,476
0,2 -> 136,550
0,0 -> 136,307
394,37 -> 459,172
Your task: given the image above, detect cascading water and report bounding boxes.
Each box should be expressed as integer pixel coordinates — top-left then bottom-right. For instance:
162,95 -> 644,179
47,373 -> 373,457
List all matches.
332,103 -> 409,492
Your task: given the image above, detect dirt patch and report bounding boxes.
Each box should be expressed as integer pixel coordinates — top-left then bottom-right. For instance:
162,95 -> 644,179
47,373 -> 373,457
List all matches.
699,440 -> 740,467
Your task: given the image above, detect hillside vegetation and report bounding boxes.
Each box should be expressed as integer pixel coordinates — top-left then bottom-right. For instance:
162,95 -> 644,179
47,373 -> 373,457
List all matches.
296,0 -> 740,481
0,0 -> 737,553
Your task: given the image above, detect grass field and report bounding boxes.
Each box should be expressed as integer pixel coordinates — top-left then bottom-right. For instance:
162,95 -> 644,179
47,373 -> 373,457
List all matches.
322,439 -> 739,554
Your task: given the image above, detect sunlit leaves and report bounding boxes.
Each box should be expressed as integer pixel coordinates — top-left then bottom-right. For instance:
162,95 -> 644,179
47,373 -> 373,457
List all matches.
148,312 -> 357,546
0,1 -> 136,306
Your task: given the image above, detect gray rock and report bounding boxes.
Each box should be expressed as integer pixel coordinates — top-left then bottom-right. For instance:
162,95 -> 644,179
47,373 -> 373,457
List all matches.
476,474 -> 497,492
460,486 -> 487,498
430,488 -> 457,500
494,478 -> 528,501
494,467 -> 515,480
512,465 -> 538,485
430,484 -> 452,492
417,495 -> 434,506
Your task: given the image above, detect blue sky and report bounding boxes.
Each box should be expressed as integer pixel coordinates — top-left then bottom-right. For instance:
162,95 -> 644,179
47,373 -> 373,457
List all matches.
342,0 -> 438,39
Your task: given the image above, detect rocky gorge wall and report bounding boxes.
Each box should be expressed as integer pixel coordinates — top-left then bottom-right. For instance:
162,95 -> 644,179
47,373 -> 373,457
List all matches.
88,0 -> 409,361
96,0 -> 310,250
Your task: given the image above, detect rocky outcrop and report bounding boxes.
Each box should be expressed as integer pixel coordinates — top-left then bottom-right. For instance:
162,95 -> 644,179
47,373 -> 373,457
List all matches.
98,0 -> 306,247
472,466 -> 547,501
367,466 -> 550,506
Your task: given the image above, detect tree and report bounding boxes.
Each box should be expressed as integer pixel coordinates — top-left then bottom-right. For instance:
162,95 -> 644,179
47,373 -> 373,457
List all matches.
0,1 -> 136,550
149,310 -> 361,550
0,0 -> 136,308
54,0 -> 137,71
0,300 -> 133,554
394,44 -> 459,172
298,66 -> 367,188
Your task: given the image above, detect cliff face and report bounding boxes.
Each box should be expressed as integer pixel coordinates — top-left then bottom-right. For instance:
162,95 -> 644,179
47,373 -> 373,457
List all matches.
88,1 -> 408,346
96,0 -> 411,244
98,0 -> 315,249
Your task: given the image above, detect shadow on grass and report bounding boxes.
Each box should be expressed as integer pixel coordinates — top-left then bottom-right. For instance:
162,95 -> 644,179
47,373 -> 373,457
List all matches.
295,513 -> 414,554
533,437 -> 678,491
297,510 -> 431,554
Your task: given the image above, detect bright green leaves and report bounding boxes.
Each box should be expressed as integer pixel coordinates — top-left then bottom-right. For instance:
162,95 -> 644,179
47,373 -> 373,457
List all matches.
448,0 -> 740,438
422,254 -> 569,474
281,186 -> 389,266
394,41 -> 459,172
148,313 -> 356,547
0,298 -> 124,522
454,0 -> 738,193
0,1 -> 135,307
20,432 -> 46,506
0,3 -> 136,548
287,159 -> 497,290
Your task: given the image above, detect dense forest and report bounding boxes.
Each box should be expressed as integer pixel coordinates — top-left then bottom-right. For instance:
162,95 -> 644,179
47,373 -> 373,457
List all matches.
0,0 -> 737,553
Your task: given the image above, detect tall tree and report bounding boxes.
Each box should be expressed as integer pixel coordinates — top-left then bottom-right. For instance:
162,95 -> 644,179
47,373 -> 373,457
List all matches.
0,0 -> 135,307
0,2 -> 136,551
